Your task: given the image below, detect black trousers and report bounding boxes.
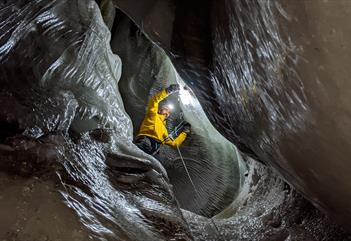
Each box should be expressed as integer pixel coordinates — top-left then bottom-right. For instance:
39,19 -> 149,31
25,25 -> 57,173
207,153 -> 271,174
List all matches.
134,136 -> 161,158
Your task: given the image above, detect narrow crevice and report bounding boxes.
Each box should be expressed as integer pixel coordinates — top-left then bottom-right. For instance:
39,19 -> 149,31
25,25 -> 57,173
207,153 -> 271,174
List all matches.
0,121 -> 20,143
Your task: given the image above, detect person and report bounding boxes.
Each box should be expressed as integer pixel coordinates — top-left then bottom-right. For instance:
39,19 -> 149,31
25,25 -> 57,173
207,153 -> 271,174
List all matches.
134,84 -> 191,157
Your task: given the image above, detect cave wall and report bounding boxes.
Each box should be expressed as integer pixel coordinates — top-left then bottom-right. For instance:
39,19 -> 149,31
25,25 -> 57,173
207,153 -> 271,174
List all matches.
1,0 -> 351,240
111,0 -> 351,229
110,15 -> 245,217
0,1 -> 193,240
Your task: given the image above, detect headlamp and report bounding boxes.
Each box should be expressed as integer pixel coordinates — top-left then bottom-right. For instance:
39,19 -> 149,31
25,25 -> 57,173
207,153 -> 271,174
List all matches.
167,103 -> 175,111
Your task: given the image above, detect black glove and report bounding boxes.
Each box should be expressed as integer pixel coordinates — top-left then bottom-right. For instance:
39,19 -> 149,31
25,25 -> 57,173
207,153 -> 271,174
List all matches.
182,122 -> 191,134
166,84 -> 180,94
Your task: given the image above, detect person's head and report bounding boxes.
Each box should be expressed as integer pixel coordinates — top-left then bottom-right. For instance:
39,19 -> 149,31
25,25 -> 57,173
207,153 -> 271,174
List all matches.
158,106 -> 171,119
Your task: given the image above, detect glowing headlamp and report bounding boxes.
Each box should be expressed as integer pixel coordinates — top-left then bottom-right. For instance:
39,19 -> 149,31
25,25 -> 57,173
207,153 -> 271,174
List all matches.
166,103 -> 175,111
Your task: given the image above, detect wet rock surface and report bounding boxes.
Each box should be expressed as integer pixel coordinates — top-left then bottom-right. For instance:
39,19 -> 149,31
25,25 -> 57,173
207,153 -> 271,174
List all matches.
114,0 -> 351,232
0,173 -> 90,241
184,159 -> 351,241
0,1 -> 193,240
110,15 -> 244,218
2,0 -> 351,240
0,130 -> 193,240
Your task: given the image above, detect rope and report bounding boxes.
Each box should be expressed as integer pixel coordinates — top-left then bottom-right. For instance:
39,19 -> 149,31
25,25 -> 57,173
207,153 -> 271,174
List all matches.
176,145 -> 197,193
151,120 -> 185,156
175,145 -> 224,241
148,118 -> 224,239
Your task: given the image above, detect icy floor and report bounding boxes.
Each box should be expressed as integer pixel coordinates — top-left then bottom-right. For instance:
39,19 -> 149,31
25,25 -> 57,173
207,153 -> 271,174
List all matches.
184,159 -> 351,241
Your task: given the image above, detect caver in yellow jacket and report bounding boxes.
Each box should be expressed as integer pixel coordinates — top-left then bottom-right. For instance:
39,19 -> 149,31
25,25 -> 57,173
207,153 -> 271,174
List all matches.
137,89 -> 187,148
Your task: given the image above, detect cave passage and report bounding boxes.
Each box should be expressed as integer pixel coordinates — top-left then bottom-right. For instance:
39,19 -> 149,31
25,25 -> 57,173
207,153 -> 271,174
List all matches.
1,1 -> 351,241
110,11 -> 245,218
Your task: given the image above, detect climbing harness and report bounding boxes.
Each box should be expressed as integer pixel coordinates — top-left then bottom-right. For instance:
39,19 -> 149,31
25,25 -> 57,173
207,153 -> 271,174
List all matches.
151,116 -> 186,156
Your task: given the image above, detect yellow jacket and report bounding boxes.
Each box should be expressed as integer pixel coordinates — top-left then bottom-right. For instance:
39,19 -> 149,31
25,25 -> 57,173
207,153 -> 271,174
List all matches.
137,89 -> 187,148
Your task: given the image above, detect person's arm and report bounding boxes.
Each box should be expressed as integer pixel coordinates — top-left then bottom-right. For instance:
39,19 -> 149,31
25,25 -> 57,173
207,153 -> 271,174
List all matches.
146,84 -> 180,114
147,89 -> 169,114
164,132 -> 187,148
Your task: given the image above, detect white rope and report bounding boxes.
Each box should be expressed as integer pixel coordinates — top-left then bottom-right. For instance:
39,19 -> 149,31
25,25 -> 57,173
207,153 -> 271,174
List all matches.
175,145 -> 224,241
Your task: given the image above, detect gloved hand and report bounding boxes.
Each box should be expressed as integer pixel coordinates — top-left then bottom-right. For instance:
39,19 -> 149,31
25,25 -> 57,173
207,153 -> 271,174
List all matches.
166,84 -> 180,94
182,122 -> 191,134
